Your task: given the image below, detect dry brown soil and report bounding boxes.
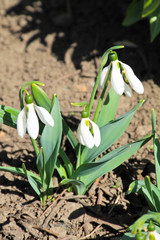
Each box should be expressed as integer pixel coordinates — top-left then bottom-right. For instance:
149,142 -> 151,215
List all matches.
1,0 -> 160,239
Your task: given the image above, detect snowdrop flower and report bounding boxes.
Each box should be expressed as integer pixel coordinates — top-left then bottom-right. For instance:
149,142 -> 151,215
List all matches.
99,51 -> 144,97
146,221 -> 160,240
146,230 -> 160,240
17,94 -> 54,139
77,111 -> 101,149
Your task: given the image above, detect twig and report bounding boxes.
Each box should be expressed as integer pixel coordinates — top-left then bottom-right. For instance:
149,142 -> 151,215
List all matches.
80,224 -> 102,240
108,195 -> 120,215
32,225 -> 59,238
96,188 -> 103,214
41,189 -> 67,216
97,188 -> 103,205
43,200 -> 65,229
56,70 -> 81,82
60,195 -> 92,200
60,235 -> 77,240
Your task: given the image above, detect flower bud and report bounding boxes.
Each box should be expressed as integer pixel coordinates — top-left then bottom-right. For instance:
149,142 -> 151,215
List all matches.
81,110 -> 89,118
109,51 -> 118,62
147,221 -> 156,232
25,94 -> 33,104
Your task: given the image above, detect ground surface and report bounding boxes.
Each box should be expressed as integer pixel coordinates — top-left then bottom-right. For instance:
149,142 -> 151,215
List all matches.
1,0 -> 160,239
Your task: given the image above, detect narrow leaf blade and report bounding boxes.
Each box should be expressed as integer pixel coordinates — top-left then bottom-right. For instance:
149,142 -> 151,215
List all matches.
149,5 -> 160,41
0,166 -> 41,182
40,96 -> 62,187
123,0 -> 144,26
60,178 -> 86,195
143,0 -> 160,17
0,105 -> 19,128
74,135 -> 152,190
97,87 -> 120,127
153,133 -> 160,189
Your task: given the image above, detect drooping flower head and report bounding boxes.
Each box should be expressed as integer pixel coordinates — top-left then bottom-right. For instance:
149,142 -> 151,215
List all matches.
99,51 -> 144,97
77,110 -> 101,149
17,93 -> 54,139
146,221 -> 160,240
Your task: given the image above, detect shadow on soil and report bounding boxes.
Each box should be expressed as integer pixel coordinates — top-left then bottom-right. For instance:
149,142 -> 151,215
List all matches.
5,0 -> 160,83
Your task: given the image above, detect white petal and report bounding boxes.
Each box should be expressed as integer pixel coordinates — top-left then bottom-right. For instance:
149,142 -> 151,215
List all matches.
17,108 -> 27,138
124,82 -> 132,97
27,104 -> 39,139
111,60 -> 124,95
120,62 -> 144,94
89,119 -> 101,147
77,123 -> 85,146
146,231 -> 160,240
77,118 -> 94,149
154,232 -> 160,239
35,105 -> 54,127
99,64 -> 111,89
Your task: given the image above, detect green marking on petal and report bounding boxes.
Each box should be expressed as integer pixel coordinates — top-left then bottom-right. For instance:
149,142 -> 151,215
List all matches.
85,119 -> 89,127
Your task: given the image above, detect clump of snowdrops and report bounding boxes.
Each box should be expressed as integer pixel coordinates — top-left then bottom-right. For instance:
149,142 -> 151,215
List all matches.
0,45 -> 152,206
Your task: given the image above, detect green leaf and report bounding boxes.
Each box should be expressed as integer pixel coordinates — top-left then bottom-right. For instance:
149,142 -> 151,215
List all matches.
0,105 -> 19,128
144,176 -> 154,201
0,166 -> 41,183
121,232 -> 135,240
60,178 -> 86,195
59,148 -> 73,178
127,176 -> 160,212
153,133 -> 160,189
56,158 -> 68,179
146,177 -> 160,212
36,147 -> 47,188
152,109 -> 156,134
97,87 -> 120,127
141,186 -> 157,212
151,109 -> 160,190
22,163 -> 41,197
73,134 -> 152,191
40,95 -> 62,187
83,100 -> 145,163
127,179 -> 145,195
31,83 -> 51,112
143,0 -> 160,17
150,5 -> 160,41
0,164 -> 43,199
62,118 -> 78,152
122,0 -> 144,26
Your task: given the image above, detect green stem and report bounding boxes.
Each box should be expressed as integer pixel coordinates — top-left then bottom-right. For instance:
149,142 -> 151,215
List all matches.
76,144 -> 81,169
41,192 -> 48,207
88,66 -> 103,114
80,146 -> 84,165
59,147 -> 73,178
31,138 -> 39,157
88,45 -> 124,115
76,144 -> 85,170
93,69 -> 111,123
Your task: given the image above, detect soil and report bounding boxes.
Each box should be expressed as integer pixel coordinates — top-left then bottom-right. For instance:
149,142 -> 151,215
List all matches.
1,0 -> 160,239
